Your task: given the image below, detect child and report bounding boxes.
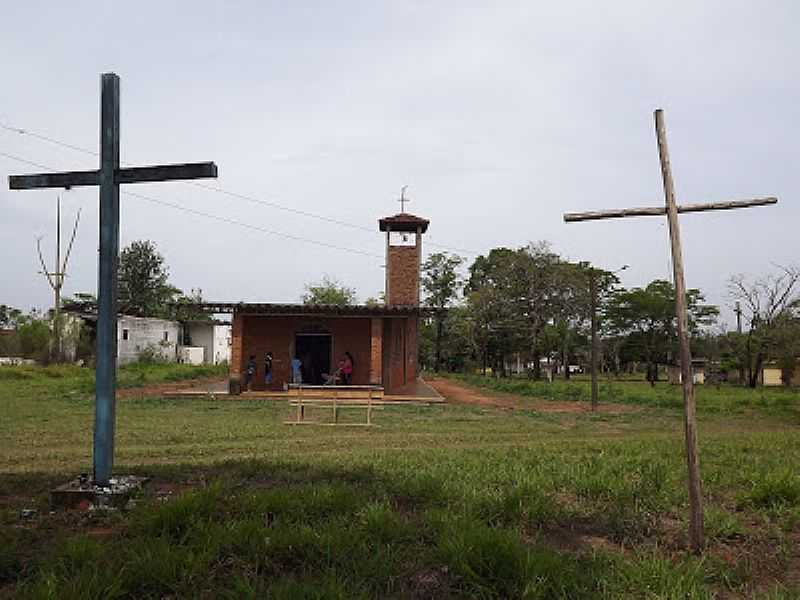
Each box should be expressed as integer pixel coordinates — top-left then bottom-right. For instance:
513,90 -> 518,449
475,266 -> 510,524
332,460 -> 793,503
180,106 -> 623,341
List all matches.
244,355 -> 257,391
290,356 -> 303,384
323,360 -> 345,385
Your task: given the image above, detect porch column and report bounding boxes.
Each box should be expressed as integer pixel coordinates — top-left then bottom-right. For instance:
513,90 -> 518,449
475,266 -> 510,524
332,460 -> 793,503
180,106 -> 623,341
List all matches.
369,317 -> 383,385
229,310 -> 244,393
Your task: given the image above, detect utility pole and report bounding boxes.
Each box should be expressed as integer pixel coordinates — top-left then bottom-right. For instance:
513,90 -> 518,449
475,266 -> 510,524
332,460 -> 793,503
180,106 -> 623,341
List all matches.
589,270 -> 598,411
37,196 -> 81,362
734,301 -> 742,334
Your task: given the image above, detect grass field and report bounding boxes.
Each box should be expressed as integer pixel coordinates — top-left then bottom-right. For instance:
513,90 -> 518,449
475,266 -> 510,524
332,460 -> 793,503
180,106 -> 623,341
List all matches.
1,365 -> 799,598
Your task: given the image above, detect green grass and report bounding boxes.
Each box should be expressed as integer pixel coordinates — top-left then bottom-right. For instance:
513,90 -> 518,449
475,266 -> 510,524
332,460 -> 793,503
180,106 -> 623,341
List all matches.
445,372 -> 800,418
1,365 -> 799,598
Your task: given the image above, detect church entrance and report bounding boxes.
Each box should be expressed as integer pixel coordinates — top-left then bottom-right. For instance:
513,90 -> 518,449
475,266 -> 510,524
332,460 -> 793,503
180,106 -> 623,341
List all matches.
295,333 -> 332,385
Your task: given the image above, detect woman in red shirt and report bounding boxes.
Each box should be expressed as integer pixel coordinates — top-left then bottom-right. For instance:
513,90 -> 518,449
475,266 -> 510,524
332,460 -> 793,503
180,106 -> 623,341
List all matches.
342,352 -> 354,385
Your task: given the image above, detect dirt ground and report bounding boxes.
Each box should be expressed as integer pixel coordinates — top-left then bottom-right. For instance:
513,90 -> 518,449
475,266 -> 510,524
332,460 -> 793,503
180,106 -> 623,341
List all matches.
117,377 -> 227,399
425,376 -> 637,414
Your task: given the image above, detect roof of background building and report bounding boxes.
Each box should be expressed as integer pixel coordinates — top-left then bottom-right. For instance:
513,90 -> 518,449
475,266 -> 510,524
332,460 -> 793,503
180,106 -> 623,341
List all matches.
63,301 -> 426,319
211,302 -> 424,317
378,213 -> 430,233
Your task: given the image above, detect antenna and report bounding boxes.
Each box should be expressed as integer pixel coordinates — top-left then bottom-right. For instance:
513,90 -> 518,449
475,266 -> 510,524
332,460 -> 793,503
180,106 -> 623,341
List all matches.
36,196 -> 81,362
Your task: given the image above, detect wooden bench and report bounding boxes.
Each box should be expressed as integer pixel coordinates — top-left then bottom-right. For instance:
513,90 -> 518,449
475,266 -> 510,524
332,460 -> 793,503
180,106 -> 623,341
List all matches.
285,384 -> 384,426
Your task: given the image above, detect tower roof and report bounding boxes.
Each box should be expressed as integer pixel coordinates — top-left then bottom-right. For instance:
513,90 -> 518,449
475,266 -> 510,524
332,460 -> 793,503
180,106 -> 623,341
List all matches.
378,212 -> 430,233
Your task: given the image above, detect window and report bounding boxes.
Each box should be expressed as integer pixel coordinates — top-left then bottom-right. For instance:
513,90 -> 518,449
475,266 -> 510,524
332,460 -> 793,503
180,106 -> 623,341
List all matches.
122,329 -> 129,341
163,331 -> 169,342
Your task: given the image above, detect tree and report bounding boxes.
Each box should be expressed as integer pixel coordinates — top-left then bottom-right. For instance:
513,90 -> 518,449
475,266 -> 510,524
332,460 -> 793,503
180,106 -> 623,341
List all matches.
728,266 -> 800,387
0,305 -> 24,329
302,276 -> 356,306
421,252 -> 464,372
605,280 -> 718,385
118,241 -> 180,317
168,288 -> 212,324
466,248 -> 526,376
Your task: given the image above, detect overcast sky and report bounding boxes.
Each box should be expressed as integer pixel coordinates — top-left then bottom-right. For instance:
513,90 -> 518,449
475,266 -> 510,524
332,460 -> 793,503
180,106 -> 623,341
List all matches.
1,1 -> 797,327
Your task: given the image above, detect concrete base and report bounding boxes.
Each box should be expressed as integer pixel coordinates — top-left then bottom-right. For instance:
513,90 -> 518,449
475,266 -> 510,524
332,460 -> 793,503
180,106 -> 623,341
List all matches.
50,475 -> 148,510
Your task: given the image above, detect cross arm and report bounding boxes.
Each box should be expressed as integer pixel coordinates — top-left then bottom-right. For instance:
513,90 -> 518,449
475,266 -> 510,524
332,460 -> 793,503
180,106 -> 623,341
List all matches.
8,162 -> 217,190
9,170 -> 99,190
116,162 -> 217,184
563,197 -> 777,223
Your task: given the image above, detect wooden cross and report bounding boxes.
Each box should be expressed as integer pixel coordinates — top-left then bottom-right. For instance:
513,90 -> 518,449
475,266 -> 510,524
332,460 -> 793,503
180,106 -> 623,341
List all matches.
7,73 -> 218,486
563,109 -> 777,553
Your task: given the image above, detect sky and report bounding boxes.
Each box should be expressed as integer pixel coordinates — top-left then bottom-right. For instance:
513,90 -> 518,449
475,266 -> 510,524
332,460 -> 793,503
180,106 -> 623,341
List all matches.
1,1 -> 797,328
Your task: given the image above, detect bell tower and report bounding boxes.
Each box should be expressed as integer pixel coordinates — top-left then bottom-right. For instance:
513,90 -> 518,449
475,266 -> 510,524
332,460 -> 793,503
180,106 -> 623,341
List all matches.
378,209 -> 429,307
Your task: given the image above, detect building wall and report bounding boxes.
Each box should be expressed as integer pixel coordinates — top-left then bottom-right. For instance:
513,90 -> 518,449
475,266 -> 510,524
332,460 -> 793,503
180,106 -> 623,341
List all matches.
387,245 -> 420,306
381,316 -> 417,392
117,316 -> 181,365
234,315 -> 374,391
213,325 -> 232,364
186,323 -> 232,365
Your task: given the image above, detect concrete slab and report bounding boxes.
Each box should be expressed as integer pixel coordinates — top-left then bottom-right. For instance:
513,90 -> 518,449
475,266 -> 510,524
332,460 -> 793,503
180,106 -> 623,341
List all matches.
51,475 -> 148,510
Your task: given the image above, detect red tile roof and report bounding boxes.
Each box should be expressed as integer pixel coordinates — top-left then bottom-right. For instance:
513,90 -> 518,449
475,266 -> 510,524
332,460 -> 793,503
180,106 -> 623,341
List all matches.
378,213 -> 430,233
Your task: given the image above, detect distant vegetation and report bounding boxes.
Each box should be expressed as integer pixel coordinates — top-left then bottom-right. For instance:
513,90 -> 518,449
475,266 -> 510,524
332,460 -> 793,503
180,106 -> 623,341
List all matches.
419,245 -> 800,388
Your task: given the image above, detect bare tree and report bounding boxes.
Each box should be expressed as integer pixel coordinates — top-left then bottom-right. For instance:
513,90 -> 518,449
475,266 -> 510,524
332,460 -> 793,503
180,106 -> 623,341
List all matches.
728,265 -> 800,387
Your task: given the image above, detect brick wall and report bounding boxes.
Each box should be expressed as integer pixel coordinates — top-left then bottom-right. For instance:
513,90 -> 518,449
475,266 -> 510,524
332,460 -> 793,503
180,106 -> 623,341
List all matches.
238,316 -> 373,391
369,317 -> 382,384
229,311 -> 244,381
387,246 -> 420,306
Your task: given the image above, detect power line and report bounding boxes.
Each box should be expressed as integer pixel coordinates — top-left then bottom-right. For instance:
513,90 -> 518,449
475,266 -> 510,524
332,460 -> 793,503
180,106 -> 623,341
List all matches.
0,148 -> 382,259
0,120 -> 481,256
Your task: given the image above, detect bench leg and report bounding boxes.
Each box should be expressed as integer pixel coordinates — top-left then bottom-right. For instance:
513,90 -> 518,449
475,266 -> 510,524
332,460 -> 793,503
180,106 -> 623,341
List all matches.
333,392 -> 338,424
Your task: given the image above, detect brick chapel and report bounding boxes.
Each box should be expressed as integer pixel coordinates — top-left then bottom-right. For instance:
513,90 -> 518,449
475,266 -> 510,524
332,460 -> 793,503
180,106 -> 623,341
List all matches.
228,212 -> 429,394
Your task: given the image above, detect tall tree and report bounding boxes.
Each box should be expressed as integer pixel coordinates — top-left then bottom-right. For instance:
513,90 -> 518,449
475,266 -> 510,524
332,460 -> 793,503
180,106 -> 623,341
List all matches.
118,240 -> 180,317
728,265 -> 800,387
302,276 -> 356,306
605,280 -> 718,384
421,252 -> 464,372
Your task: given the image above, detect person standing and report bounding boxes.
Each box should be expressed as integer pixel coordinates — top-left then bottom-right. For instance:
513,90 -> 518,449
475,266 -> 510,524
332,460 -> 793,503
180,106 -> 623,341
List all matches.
264,352 -> 273,386
291,356 -> 303,384
244,355 -> 257,391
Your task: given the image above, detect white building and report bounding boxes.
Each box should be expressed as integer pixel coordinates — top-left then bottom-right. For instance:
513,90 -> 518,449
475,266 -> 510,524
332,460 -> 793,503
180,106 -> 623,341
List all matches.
183,322 -> 231,365
117,315 -> 182,365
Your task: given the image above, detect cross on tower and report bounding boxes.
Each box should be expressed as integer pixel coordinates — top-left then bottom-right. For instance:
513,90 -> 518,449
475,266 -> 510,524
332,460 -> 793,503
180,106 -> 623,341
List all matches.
7,73 -> 218,486
563,109 -> 777,553
398,185 -> 410,213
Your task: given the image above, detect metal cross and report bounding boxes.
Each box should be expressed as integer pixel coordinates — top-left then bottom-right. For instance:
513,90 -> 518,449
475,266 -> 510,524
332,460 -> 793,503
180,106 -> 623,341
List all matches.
563,109 -> 777,554
7,73 -> 218,486
398,185 -> 410,213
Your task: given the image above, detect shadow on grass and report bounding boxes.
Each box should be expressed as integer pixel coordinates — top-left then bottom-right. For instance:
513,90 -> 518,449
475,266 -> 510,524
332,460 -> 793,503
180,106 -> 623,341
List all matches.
0,458 -> 725,600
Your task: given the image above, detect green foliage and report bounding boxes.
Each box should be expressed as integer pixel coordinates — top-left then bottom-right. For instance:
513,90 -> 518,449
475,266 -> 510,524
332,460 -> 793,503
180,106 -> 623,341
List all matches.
605,280 -> 718,379
118,240 -> 181,318
17,319 -> 51,363
302,276 -> 357,306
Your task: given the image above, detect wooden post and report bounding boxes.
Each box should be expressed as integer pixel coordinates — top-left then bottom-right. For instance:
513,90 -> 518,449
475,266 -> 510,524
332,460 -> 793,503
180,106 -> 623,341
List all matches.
655,109 -> 704,553
562,108 -> 777,554
589,271 -> 599,412
297,386 -> 303,423
367,389 -> 373,425
333,389 -> 338,424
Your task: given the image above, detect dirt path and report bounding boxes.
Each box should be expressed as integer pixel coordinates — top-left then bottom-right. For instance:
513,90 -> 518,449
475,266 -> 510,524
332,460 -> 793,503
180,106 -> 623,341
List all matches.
117,377 -> 227,399
425,377 -> 636,413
